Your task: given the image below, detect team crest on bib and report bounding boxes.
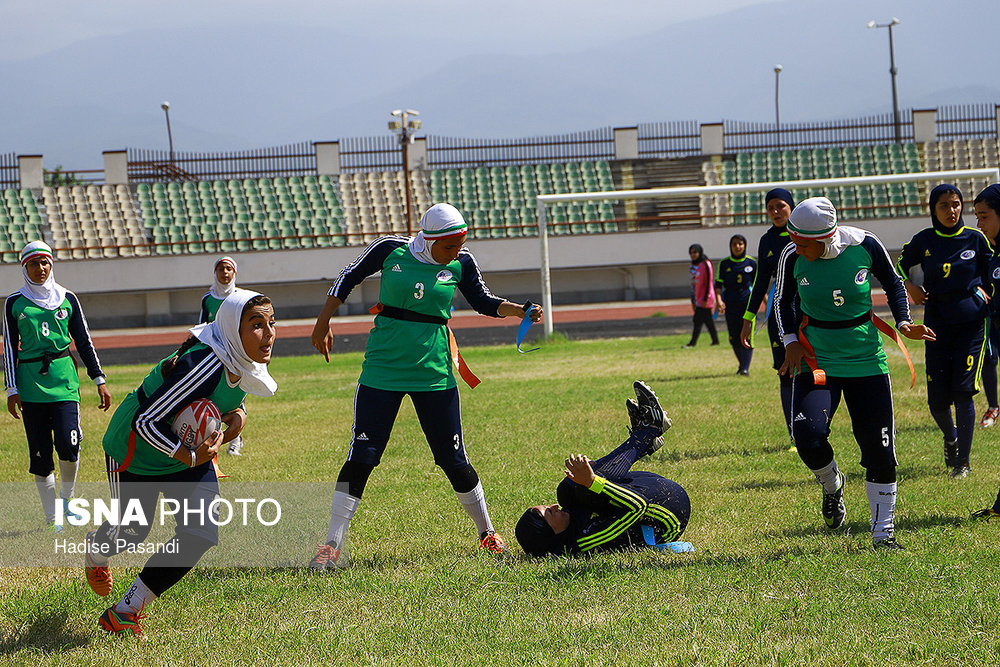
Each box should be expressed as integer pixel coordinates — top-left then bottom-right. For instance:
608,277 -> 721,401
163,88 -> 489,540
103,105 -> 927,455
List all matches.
744,265 -> 753,273
961,250 -> 976,260
993,267 -> 1000,280
854,269 -> 869,285
54,309 -> 68,320
436,270 -> 453,282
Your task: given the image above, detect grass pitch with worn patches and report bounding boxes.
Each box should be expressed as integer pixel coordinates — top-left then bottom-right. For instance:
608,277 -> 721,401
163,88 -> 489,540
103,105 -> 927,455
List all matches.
2,335 -> 1000,665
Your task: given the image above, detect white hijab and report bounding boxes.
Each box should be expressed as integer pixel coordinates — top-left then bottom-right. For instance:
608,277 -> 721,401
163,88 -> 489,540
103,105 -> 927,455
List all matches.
788,197 -> 867,260
407,203 -> 469,265
189,288 -> 277,397
19,241 -> 67,310
208,256 -> 238,300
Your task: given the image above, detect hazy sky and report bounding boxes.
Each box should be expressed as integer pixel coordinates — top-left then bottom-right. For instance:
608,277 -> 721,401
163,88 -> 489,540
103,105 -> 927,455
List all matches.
0,0 -> 783,61
3,0 -> 992,168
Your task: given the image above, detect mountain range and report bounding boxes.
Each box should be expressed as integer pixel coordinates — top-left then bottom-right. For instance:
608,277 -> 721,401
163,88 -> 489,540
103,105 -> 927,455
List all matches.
1,0 -> 996,169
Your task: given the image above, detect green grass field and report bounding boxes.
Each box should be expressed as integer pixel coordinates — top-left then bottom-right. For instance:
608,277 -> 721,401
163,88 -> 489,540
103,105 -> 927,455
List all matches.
3,334 -> 1000,665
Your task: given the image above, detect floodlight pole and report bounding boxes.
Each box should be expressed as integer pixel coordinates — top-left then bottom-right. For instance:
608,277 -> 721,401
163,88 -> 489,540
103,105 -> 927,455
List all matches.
774,65 -> 782,149
869,18 -> 902,144
390,109 -> 420,236
161,101 -> 174,166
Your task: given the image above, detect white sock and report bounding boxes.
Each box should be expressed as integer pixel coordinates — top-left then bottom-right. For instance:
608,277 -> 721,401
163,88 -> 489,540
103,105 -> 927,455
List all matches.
59,459 -> 79,500
866,481 -> 897,540
34,473 -> 57,522
114,576 -> 157,615
810,460 -> 842,494
326,490 -> 360,548
455,482 -> 494,536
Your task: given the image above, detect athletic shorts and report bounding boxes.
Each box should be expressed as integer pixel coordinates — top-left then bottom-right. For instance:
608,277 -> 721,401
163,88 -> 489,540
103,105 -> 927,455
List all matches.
925,320 -> 987,404
21,400 -> 81,476
347,383 -> 469,471
790,372 -> 897,471
103,454 -> 221,546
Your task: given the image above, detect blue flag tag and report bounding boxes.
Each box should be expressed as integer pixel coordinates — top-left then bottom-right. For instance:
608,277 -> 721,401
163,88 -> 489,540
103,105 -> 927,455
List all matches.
516,313 -> 540,353
641,524 -> 694,553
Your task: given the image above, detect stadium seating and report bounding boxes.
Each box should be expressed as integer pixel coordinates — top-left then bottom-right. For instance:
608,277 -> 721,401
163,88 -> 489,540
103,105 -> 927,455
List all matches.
425,160 -> 619,238
709,142 -> 936,223
2,138 -> 998,263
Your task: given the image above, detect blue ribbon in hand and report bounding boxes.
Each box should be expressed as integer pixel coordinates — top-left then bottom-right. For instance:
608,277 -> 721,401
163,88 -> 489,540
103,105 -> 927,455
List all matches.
517,300 -> 540,353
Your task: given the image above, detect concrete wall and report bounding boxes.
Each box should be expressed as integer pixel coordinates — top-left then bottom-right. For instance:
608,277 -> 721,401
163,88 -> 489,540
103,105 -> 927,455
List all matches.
0,215 -> 930,329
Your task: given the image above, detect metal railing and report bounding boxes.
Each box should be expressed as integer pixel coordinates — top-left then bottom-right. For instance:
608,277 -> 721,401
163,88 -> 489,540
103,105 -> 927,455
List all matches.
426,128 -> 615,169
0,153 -> 18,190
724,110 -> 916,153
938,103 -> 998,140
637,121 -> 701,158
127,143 -> 316,182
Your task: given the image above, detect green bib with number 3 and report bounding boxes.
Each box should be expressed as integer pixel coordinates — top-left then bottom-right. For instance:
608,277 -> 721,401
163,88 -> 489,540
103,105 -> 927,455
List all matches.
360,246 -> 462,391
795,244 -> 888,377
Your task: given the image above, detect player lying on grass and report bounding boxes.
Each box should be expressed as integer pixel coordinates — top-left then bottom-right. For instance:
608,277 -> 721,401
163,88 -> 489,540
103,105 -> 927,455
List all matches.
84,289 -> 277,637
515,381 -> 691,556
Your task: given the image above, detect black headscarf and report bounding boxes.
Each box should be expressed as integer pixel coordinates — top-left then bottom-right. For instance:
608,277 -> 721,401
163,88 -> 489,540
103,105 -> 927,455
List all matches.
765,188 -> 795,211
929,183 -> 965,234
729,234 -> 747,259
689,243 -> 706,264
974,184 -> 1000,217
515,508 -> 569,556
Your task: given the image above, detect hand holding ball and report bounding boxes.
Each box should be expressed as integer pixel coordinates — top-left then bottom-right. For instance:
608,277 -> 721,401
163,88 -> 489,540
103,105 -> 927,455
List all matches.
172,399 -> 223,450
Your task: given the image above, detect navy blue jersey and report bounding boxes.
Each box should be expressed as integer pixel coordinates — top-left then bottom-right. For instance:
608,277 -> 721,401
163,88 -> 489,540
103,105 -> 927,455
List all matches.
744,225 -> 792,319
987,243 -> 1000,319
716,256 -> 757,305
897,225 -> 992,325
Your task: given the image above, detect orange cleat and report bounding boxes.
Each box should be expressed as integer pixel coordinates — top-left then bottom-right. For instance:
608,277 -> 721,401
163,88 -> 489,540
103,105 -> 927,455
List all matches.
99,607 -> 145,636
85,530 -> 112,597
479,530 -> 509,555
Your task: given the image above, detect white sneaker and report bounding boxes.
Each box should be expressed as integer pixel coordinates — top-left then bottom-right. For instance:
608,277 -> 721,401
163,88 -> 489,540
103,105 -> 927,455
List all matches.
228,436 -> 243,456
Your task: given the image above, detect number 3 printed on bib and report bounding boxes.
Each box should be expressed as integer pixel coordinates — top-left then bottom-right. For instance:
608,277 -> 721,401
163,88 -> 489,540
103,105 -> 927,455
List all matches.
414,282 -> 425,299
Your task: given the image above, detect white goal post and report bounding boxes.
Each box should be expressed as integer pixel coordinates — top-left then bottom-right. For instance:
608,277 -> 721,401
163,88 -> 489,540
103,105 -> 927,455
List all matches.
534,167 -> 1000,337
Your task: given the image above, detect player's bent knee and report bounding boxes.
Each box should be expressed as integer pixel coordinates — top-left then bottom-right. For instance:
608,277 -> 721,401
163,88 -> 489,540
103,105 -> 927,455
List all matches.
442,463 -> 479,493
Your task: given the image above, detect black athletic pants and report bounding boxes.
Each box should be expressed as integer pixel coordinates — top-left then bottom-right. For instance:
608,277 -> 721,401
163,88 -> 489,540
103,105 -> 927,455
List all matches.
688,307 -> 718,346
791,372 -> 897,481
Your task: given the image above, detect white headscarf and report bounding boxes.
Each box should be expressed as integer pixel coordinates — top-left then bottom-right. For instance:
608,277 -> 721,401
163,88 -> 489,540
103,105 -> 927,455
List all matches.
189,288 -> 277,397
407,203 -> 469,265
19,241 -> 68,310
208,256 -> 238,300
787,197 -> 867,260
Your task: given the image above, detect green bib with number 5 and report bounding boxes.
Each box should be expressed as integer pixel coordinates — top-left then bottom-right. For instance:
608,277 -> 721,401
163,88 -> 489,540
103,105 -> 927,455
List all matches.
795,244 -> 888,377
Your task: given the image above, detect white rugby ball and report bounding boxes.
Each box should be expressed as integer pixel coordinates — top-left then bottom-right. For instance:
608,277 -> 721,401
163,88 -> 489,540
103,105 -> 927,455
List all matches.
171,399 -> 223,450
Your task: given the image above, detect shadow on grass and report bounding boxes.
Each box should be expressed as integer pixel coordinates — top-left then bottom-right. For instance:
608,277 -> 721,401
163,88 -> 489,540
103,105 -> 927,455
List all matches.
538,542 -> 831,581
781,512 -> 965,539
0,610 -> 90,653
730,477 -> 815,492
644,373 -> 734,384
652,442 -> 780,463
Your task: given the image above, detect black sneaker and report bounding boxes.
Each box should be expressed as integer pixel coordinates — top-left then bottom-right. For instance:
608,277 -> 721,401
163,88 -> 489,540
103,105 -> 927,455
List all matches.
944,438 -> 958,468
625,398 -> 643,432
971,508 -> 1000,521
949,463 -> 971,479
632,381 -> 670,435
821,471 -> 847,529
873,536 -> 905,551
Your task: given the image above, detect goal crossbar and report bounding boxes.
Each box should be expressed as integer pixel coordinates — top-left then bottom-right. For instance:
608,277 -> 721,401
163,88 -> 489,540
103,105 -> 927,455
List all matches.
534,167 -> 1000,337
